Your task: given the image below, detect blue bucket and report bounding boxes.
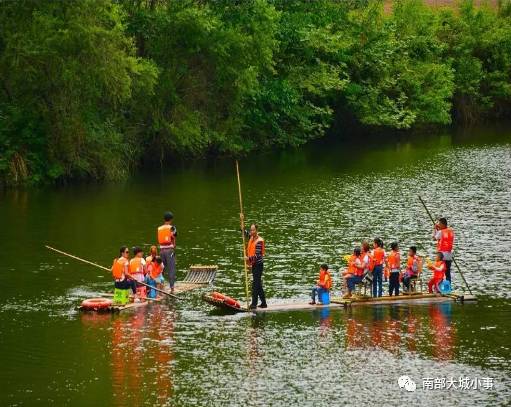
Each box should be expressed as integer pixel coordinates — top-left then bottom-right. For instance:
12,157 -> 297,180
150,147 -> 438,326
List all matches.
438,280 -> 452,294
319,289 -> 330,305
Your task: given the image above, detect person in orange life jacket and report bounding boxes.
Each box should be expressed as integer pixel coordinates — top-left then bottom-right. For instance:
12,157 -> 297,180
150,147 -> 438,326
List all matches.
371,238 -> 386,297
112,246 -> 137,295
344,247 -> 365,299
427,252 -> 446,293
146,256 -> 164,296
146,245 -> 158,264
158,211 -> 177,293
387,242 -> 401,296
402,246 -> 420,292
310,264 -> 332,305
244,223 -> 267,309
129,246 -> 146,283
433,217 -> 454,282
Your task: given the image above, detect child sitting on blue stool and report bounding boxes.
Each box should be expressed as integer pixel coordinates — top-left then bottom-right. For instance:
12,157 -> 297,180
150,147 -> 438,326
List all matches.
310,264 -> 332,305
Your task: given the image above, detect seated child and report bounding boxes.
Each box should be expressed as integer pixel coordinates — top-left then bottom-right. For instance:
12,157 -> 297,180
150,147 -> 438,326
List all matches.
129,246 -> 146,283
310,264 -> 332,305
344,247 -> 364,298
427,252 -> 446,293
402,246 -> 420,292
146,256 -> 164,298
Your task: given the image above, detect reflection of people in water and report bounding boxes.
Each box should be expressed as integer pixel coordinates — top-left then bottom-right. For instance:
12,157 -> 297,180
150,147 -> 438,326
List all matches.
84,306 -> 175,406
429,302 -> 455,361
342,304 -> 454,360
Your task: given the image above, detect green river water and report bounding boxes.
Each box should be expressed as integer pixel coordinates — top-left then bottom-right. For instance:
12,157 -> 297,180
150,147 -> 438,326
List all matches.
0,127 -> 510,406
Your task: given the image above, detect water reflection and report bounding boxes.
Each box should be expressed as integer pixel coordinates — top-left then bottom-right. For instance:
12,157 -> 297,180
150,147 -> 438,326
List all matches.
341,304 -> 456,361
81,305 -> 175,407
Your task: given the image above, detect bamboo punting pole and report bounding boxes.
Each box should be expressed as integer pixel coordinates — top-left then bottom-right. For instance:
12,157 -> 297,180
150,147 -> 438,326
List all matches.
235,161 -> 251,310
417,196 -> 473,295
45,245 -> 180,300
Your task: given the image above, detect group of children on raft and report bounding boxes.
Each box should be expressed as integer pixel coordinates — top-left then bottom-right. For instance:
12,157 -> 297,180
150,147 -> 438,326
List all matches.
310,238 -> 448,304
111,245 -> 165,301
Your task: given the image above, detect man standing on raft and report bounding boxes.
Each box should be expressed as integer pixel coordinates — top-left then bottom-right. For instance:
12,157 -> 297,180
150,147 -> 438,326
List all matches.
245,223 -> 267,309
433,217 -> 454,283
158,211 -> 177,293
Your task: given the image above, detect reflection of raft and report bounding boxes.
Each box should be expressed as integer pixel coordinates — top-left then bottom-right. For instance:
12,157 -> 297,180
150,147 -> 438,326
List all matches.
202,292 -> 477,314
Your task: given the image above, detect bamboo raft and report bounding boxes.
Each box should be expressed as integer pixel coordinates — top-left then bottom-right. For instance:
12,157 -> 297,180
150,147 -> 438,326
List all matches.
202,291 -> 477,313
80,265 -> 218,313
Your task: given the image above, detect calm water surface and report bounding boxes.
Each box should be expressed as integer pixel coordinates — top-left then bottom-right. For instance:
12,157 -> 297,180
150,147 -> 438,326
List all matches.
0,127 -> 510,406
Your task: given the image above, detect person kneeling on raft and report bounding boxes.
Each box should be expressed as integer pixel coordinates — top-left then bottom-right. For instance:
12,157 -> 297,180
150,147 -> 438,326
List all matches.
310,264 -> 332,305
427,252 -> 446,293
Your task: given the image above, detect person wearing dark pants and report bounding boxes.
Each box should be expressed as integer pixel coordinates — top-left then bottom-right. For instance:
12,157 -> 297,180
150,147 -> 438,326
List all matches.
158,211 -> 177,292
371,238 -> 386,297
246,223 -> 267,309
387,242 -> 401,296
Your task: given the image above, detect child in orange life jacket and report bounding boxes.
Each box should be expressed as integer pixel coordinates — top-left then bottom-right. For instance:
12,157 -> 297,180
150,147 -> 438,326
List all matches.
129,247 -> 146,283
310,264 -> 332,305
371,238 -> 385,298
403,246 -> 420,293
146,256 -> 164,298
344,247 -> 365,298
146,245 -> 158,264
342,247 -> 360,293
427,252 -> 446,293
387,242 -> 401,296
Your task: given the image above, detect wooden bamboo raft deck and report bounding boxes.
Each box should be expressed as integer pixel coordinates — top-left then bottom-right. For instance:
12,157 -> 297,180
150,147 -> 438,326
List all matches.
80,265 -> 218,313
203,292 -> 477,313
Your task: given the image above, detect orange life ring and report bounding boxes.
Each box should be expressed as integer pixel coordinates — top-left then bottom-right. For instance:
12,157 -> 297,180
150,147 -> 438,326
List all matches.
81,298 -> 113,310
224,296 -> 241,308
211,291 -> 226,301
210,292 -> 241,308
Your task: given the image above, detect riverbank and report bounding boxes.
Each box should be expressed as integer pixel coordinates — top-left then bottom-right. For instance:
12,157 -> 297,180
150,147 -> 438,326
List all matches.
1,0 -> 510,186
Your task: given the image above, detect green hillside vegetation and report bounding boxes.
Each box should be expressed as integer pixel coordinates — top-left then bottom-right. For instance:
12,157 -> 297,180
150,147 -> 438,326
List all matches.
1,0 -> 510,185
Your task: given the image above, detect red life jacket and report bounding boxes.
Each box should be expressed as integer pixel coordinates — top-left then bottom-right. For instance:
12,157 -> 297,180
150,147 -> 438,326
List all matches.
432,260 -> 445,280
437,227 -> 454,252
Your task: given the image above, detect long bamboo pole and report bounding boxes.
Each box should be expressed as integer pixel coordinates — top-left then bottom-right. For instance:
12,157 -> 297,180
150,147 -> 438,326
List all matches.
235,161 -> 251,310
45,245 -> 180,300
417,196 -> 473,295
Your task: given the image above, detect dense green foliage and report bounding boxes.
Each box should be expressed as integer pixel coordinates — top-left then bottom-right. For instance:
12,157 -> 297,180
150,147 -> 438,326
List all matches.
1,0 -> 510,184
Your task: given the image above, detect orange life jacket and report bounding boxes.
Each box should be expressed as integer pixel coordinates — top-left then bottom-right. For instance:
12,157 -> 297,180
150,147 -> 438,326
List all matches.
247,236 -> 265,258
437,227 -> 454,252
387,250 -> 400,270
406,255 -> 419,275
158,224 -> 175,248
149,262 -> 162,280
347,254 -> 358,275
372,247 -> 385,266
432,260 -> 445,280
348,255 -> 364,277
112,257 -> 128,280
319,269 -> 332,290
129,257 -> 145,275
